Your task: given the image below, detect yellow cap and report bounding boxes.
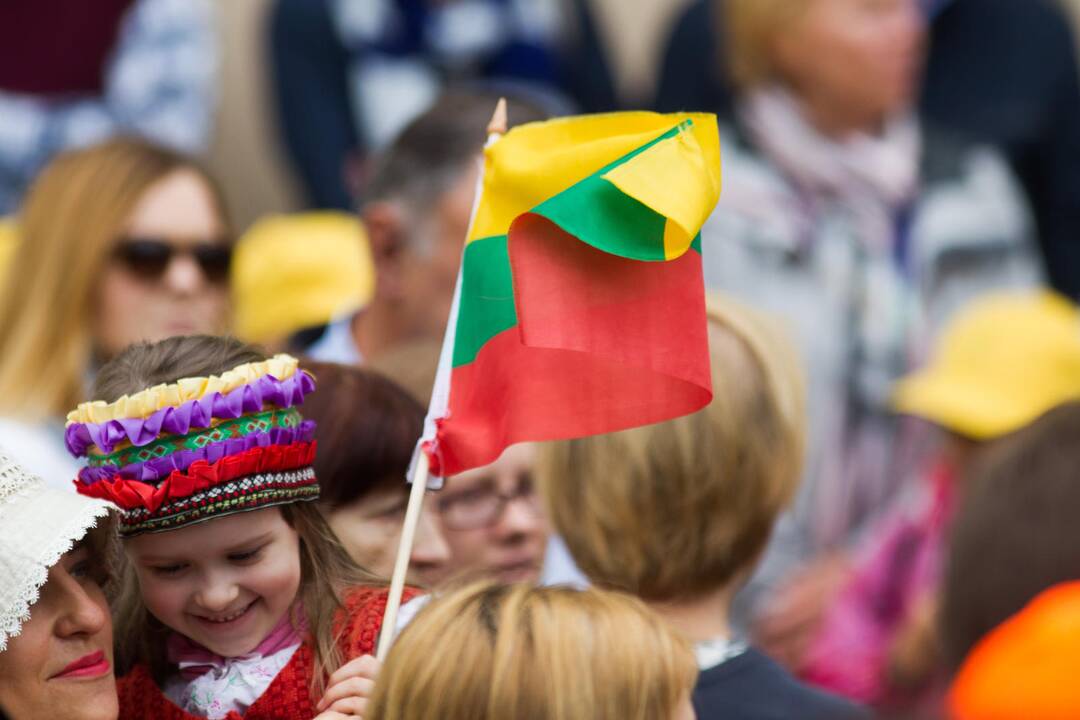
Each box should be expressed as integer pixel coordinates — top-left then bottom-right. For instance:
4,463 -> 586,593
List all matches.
232,211 -> 374,344
893,291 -> 1080,440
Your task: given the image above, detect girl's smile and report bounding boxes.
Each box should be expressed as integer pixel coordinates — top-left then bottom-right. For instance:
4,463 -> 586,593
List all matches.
190,598 -> 258,626
126,508 -> 303,657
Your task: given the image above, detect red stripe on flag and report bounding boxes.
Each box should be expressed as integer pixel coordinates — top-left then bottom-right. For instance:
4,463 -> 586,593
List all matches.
427,214 -> 712,477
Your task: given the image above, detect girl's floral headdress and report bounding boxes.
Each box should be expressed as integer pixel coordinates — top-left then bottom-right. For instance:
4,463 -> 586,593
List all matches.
67,354 -> 318,536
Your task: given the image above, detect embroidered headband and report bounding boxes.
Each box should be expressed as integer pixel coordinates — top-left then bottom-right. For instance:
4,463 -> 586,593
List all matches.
69,353 -> 319,536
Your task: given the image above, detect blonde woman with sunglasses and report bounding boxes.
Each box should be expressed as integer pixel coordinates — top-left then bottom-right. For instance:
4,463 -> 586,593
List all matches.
0,138 -> 232,485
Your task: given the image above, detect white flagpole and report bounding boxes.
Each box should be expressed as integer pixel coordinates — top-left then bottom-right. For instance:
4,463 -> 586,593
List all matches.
376,99 -> 509,661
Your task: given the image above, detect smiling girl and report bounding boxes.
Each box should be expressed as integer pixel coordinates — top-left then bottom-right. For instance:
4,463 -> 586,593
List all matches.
67,336 -> 404,719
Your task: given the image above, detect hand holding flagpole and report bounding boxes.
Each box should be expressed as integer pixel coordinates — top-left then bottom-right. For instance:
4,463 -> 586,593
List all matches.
376,99 -> 509,662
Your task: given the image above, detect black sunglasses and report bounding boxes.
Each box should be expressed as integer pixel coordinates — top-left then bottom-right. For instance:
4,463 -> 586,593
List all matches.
112,237 -> 233,284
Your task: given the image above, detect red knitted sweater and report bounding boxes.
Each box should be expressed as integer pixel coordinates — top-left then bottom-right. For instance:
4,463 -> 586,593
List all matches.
116,586 -> 411,720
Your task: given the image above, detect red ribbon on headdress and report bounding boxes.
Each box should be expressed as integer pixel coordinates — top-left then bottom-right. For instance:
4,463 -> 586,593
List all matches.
75,441 -> 317,513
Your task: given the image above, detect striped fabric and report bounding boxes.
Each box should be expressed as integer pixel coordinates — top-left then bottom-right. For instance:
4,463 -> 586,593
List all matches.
421,111 -> 721,477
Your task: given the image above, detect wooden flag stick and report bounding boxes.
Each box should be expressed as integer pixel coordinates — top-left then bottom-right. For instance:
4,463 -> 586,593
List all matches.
488,97 -> 508,135
375,450 -> 430,661
375,98 -> 508,662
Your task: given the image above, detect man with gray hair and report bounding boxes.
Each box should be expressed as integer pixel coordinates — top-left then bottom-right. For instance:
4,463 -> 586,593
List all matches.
299,89 -> 547,365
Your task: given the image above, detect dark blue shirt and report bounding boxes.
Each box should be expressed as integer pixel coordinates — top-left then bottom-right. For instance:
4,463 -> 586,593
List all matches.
693,648 -> 871,720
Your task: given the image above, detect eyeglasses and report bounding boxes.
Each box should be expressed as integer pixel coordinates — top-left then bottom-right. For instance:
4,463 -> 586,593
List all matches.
436,475 -> 541,531
112,237 -> 233,285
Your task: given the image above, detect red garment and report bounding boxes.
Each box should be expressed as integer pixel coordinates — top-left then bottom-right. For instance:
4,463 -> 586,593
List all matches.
117,586 -> 410,720
0,0 -> 135,95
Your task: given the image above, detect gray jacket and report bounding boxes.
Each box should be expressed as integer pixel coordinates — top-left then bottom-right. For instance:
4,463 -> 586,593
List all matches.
703,122 -> 1041,616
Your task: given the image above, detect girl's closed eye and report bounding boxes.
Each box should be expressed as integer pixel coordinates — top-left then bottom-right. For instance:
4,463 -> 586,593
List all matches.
150,562 -> 188,577
228,545 -> 267,565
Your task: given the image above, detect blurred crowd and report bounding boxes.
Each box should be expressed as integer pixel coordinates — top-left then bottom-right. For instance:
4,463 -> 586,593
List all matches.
2,0 -> 1080,719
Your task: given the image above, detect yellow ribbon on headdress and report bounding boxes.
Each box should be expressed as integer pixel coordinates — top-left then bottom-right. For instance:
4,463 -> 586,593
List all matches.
67,354 -> 301,425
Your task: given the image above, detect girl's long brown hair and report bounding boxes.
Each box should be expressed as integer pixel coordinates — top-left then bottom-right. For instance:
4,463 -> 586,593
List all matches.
100,336 -> 381,695
0,137 -> 229,420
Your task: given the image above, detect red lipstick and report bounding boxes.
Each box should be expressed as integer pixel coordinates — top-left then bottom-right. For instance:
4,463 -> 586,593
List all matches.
51,650 -> 110,680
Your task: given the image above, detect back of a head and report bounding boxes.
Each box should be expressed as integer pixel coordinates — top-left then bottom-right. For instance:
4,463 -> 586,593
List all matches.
363,88 -> 548,214
368,582 -> 697,720
300,360 -> 424,508
538,294 -> 805,602
942,401 -> 1080,669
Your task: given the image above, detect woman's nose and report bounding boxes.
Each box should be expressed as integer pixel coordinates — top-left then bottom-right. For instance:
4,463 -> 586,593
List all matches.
53,570 -> 108,639
161,252 -> 206,295
495,493 -> 543,539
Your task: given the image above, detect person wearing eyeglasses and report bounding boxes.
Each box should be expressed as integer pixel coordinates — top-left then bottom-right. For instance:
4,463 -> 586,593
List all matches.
0,137 -> 232,487
433,443 -> 552,586
369,342 -> 585,590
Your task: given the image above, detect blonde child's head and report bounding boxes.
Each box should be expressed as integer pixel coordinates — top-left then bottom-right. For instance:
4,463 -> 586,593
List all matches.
368,582 -> 698,720
538,294 -> 805,602
71,335 -> 377,690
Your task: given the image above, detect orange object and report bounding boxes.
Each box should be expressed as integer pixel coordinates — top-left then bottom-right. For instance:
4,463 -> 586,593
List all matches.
949,581 -> 1080,719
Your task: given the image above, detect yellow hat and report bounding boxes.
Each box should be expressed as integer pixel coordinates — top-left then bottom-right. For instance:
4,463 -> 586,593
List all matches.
893,291 -> 1080,440
232,211 -> 374,344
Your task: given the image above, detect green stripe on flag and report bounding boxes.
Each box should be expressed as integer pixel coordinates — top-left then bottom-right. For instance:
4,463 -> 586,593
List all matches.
453,235 -> 518,368
531,122 -> 691,262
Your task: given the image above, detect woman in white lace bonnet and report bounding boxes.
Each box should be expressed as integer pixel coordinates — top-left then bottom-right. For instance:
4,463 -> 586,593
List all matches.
0,448 -> 119,719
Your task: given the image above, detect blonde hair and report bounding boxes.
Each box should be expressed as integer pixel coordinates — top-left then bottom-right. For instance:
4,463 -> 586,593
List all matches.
538,294 -> 806,601
100,336 -> 381,695
724,0 -> 809,91
368,582 -> 697,720
0,138 -> 228,420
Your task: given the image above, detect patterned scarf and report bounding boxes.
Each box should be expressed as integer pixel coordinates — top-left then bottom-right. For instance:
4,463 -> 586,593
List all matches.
164,607 -> 307,719
740,86 -> 921,257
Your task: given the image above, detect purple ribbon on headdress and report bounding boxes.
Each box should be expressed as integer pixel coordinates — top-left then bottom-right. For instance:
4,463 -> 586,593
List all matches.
66,372 -> 316,457
76,421 -> 317,485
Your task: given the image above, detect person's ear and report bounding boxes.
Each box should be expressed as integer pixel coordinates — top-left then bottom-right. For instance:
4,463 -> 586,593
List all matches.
364,201 -> 408,300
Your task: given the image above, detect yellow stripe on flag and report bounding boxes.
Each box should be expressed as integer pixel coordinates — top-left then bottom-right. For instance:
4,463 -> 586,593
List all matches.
468,112 -> 720,245
602,117 -> 721,259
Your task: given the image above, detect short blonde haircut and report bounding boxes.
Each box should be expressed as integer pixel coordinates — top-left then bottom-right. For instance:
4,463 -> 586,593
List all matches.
538,294 -> 806,601
368,582 -> 697,720
724,0 -> 809,91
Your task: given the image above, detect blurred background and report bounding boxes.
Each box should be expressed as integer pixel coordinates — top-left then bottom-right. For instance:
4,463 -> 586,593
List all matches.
212,0 -> 716,228
3,1 -> 1080,717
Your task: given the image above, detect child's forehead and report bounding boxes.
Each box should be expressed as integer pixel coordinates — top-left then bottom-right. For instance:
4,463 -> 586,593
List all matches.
125,507 -> 289,557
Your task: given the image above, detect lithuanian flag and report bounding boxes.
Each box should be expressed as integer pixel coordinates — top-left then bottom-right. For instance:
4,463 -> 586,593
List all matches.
421,111 -> 722,477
